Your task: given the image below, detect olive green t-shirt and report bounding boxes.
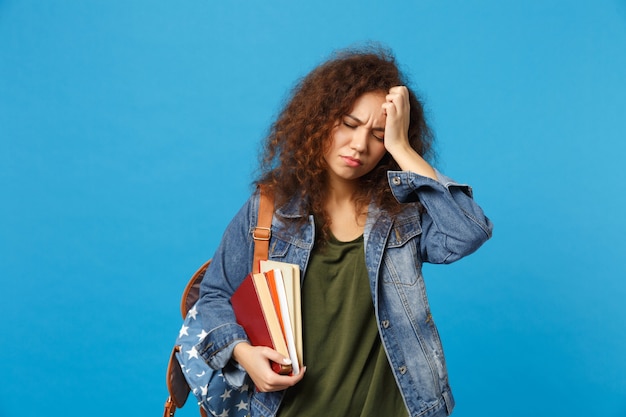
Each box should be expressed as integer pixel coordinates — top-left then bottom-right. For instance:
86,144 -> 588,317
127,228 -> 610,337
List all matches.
277,234 -> 407,417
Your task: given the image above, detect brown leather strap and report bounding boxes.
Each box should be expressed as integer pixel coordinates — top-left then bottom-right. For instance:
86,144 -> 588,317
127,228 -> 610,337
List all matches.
252,187 -> 273,274
163,397 -> 176,417
180,259 -> 212,319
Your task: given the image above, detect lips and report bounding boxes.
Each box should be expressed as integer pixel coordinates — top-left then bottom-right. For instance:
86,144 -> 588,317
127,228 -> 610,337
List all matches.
340,156 -> 363,167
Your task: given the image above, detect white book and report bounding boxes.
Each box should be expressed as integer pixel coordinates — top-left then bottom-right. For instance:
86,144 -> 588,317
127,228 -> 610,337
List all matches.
271,269 -> 300,375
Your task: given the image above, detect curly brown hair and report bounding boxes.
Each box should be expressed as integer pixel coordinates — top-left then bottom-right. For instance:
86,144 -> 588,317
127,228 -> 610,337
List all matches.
256,45 -> 435,237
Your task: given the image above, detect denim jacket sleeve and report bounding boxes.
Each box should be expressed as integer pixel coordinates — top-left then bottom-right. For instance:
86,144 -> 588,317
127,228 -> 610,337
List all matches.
387,169 -> 493,264
194,192 -> 260,386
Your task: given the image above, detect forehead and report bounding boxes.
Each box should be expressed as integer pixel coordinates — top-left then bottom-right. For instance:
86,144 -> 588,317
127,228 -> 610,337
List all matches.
350,91 -> 386,109
347,92 -> 386,121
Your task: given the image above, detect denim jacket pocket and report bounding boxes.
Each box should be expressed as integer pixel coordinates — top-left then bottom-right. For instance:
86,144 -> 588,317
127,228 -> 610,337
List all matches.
386,214 -> 422,248
269,237 -> 290,258
381,217 -> 422,286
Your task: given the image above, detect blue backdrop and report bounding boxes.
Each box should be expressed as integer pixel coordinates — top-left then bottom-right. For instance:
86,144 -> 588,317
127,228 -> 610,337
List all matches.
1,1 -> 625,416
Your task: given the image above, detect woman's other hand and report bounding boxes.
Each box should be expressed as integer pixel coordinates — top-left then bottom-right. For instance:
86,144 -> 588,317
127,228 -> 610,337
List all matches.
232,342 -> 306,392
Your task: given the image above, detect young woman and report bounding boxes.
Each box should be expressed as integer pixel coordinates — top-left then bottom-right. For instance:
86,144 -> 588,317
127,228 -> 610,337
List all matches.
195,46 -> 493,417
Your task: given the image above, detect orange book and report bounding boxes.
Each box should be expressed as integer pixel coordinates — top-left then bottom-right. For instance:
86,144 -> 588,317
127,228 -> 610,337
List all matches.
231,273 -> 292,375
264,269 -> 287,338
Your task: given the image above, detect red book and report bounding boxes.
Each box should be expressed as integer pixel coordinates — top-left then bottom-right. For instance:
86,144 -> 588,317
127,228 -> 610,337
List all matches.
231,272 -> 292,375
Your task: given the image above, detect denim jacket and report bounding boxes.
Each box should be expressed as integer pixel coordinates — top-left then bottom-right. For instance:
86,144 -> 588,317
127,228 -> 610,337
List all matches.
196,170 -> 493,417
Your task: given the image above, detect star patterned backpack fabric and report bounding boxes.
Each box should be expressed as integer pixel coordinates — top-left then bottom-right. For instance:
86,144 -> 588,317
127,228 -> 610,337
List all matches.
176,309 -> 251,417
164,260 -> 251,417
164,189 -> 274,417
174,264 -> 251,416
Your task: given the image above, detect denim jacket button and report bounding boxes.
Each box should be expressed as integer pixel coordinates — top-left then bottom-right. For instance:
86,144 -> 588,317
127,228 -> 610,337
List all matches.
381,320 -> 390,328
392,177 -> 402,185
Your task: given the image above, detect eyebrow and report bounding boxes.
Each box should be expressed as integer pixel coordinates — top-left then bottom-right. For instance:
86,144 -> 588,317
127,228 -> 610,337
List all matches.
345,114 -> 385,133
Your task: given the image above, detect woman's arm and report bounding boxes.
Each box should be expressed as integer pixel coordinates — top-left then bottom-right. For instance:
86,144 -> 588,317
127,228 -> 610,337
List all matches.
196,191 -> 305,390
383,85 -> 492,263
389,170 -> 493,264
194,196 -> 255,375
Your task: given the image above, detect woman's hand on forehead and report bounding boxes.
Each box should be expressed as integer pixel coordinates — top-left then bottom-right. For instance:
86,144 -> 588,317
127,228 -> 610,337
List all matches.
381,86 -> 411,152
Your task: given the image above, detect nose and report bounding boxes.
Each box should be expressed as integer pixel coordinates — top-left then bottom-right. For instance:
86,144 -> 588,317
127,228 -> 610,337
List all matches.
350,128 -> 368,153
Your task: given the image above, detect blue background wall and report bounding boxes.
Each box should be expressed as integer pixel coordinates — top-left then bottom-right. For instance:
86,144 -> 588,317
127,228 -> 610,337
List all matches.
1,1 -> 625,416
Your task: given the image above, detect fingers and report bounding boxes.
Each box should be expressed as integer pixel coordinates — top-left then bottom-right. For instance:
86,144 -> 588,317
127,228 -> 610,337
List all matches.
383,85 -> 409,116
381,86 -> 410,152
233,343 -> 305,392
388,85 -> 409,99
263,346 -> 293,368
252,347 -> 306,392
255,364 -> 307,393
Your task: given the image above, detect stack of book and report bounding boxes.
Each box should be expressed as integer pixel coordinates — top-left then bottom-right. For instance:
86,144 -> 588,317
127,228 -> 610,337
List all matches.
231,260 -> 302,375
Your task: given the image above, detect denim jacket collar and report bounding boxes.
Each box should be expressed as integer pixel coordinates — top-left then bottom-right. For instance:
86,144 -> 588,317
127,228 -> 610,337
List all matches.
274,192 -> 309,219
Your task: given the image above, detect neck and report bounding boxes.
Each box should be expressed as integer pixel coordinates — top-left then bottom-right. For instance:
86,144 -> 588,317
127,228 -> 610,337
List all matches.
323,178 -> 368,241
325,177 -> 359,206
324,175 -> 368,219
327,171 -> 359,201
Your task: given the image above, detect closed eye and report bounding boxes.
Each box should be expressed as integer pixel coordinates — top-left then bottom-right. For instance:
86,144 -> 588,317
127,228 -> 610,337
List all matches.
343,115 -> 384,141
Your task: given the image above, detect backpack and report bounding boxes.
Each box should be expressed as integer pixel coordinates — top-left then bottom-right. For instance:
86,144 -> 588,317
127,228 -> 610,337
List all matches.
163,189 -> 273,417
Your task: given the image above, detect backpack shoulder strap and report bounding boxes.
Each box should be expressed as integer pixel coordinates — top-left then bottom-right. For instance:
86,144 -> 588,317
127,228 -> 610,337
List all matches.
252,186 -> 273,274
